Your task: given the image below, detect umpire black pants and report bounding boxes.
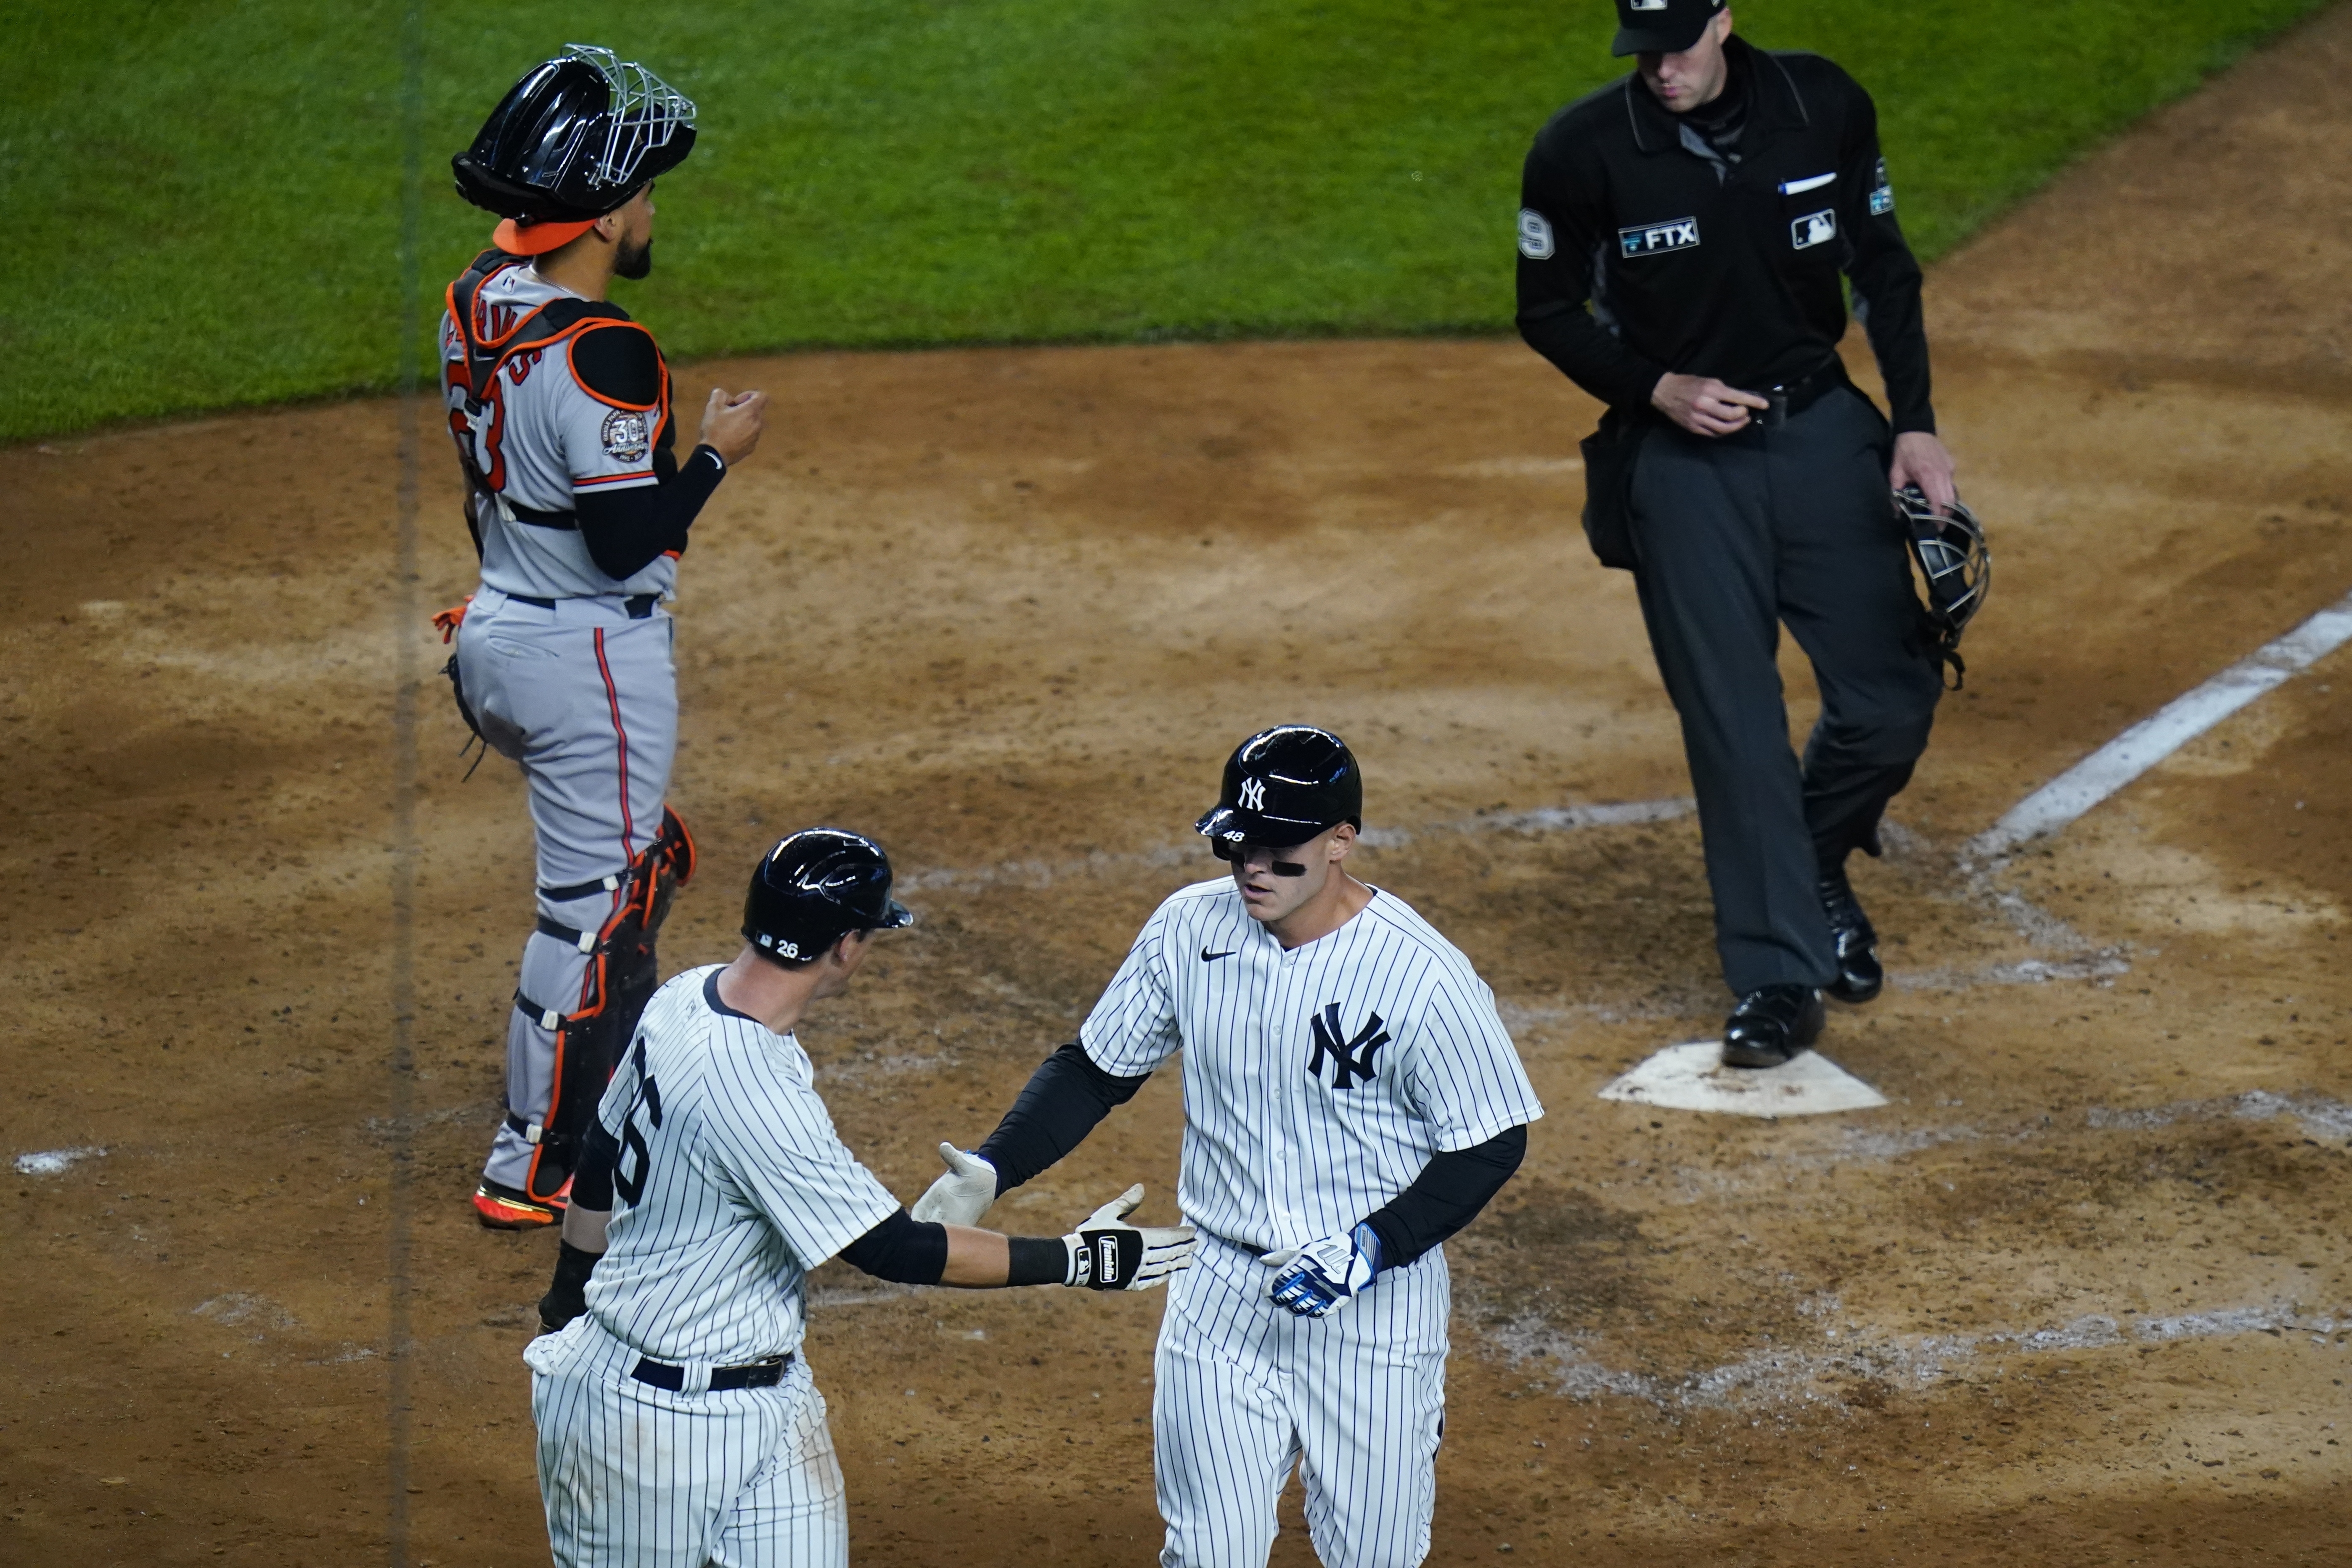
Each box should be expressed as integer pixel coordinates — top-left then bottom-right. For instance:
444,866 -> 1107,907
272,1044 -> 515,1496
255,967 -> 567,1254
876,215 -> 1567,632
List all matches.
1627,385 -> 1943,996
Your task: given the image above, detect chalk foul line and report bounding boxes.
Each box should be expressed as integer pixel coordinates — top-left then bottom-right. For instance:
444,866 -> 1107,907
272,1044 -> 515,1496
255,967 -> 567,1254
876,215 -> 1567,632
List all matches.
1967,587 -> 2352,863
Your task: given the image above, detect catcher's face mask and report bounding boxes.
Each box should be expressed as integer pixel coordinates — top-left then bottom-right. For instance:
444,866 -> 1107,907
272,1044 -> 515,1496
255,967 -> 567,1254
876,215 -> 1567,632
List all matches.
1894,485 -> 1991,688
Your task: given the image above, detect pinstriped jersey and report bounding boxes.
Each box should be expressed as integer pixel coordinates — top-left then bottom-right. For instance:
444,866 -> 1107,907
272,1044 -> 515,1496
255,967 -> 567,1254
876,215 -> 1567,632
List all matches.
583,966 -> 900,1365
439,259 -> 681,601
1081,879 -> 1543,1253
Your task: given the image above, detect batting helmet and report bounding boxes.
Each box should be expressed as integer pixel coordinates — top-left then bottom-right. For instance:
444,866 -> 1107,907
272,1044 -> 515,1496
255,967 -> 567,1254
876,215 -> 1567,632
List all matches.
452,44 -> 697,250
1195,726 -> 1363,848
743,829 -> 914,965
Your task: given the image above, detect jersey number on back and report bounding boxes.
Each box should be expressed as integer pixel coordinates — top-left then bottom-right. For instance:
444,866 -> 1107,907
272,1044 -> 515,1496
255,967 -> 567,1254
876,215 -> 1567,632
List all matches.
613,1036 -> 665,1206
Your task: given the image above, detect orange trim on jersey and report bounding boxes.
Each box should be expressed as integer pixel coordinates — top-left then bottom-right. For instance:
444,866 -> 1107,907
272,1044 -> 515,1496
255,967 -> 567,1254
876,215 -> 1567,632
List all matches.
572,469 -> 658,488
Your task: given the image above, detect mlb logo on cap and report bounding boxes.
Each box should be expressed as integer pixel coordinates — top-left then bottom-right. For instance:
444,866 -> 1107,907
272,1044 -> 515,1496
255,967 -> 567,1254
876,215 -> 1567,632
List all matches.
1613,0 -> 1725,56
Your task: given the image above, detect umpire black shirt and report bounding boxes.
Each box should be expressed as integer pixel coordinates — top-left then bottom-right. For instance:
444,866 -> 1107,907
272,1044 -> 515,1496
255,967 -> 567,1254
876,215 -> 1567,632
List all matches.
1516,36 -> 1935,434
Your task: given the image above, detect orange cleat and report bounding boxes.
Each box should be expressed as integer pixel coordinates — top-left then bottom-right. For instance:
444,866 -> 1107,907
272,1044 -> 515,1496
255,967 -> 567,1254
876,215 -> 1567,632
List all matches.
473,1177 -> 569,1230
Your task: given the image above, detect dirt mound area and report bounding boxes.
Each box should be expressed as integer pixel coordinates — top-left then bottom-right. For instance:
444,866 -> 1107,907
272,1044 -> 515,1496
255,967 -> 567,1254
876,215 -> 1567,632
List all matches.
5,8 -> 2351,1565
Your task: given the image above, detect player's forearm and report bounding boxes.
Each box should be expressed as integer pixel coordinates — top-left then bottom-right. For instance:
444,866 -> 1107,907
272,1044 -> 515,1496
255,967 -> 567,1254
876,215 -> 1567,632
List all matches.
574,444 -> 726,578
973,1041 -> 1149,1194
840,1211 -> 1134,1289
1360,1124 -> 1528,1270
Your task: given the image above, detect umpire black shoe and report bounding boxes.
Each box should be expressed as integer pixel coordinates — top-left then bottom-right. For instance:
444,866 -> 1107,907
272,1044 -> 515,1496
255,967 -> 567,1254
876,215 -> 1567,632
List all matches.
1817,867 -> 1884,1004
1720,984 -> 1826,1069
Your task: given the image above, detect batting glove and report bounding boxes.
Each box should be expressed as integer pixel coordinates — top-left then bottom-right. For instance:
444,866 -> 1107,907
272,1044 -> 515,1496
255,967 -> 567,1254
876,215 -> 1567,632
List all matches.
1063,1184 -> 1197,1291
1261,1223 -> 1383,1318
910,1143 -> 998,1227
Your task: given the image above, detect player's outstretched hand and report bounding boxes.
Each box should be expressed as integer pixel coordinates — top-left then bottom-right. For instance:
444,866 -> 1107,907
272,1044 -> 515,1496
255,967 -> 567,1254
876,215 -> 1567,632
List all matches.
1062,1184 -> 1196,1292
1260,1224 -> 1381,1319
910,1142 -> 998,1226
699,386 -> 768,467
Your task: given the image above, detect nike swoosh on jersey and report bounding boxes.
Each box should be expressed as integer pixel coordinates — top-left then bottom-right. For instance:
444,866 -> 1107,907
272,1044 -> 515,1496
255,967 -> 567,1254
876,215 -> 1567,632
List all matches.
1200,948 -> 1237,962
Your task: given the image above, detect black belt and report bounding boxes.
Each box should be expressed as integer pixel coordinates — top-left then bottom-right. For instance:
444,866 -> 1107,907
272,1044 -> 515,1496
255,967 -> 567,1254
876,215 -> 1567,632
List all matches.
1755,360 -> 1851,429
509,502 -> 579,531
630,1353 -> 793,1393
507,592 -> 657,619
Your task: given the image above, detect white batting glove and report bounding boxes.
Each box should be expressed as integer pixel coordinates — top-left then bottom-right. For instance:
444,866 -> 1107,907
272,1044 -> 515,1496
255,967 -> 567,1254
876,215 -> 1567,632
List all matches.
1260,1224 -> 1381,1318
1063,1184 -> 1197,1291
910,1143 -> 998,1226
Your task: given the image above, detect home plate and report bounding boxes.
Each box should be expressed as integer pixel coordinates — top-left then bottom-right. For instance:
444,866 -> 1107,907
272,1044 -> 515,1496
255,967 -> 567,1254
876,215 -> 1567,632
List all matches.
1596,1042 -> 1888,1118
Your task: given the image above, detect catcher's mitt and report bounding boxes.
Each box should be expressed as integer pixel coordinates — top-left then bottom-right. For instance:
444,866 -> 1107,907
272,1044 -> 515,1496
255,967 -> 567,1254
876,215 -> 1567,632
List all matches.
1894,484 -> 1990,688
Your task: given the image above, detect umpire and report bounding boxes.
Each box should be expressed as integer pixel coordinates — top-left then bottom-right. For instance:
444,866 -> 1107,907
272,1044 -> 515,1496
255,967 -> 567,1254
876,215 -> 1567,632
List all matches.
1516,0 -> 1957,1066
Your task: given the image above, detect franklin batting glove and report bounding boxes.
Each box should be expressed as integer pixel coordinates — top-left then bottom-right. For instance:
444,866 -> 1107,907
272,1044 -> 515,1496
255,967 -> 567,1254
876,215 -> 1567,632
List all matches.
910,1143 -> 998,1227
1064,1184 -> 1197,1291
1261,1223 -> 1383,1318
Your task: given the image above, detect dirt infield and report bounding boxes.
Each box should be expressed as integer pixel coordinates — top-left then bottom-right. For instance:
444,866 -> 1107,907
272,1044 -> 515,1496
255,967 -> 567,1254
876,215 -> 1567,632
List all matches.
6,9 -> 2352,1566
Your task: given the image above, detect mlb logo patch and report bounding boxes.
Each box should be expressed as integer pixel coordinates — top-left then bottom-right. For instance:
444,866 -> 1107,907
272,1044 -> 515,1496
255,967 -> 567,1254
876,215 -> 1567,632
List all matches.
1619,217 -> 1700,258
1790,209 -> 1837,250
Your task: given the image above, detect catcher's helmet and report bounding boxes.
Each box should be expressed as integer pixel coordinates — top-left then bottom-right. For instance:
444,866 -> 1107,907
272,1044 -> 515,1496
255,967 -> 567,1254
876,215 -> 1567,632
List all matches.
453,45 -> 697,233
1893,485 -> 1991,687
1195,726 -> 1363,848
743,829 -> 913,965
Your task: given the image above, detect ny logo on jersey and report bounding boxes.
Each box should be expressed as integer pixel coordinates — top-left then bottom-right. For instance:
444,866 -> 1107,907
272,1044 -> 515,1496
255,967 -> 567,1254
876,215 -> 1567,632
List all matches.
1306,1005 -> 1390,1089
1240,776 -> 1267,812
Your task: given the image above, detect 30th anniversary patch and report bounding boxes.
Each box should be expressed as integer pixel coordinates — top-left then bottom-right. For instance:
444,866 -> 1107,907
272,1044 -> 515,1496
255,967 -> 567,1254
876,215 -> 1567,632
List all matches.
601,408 -> 650,463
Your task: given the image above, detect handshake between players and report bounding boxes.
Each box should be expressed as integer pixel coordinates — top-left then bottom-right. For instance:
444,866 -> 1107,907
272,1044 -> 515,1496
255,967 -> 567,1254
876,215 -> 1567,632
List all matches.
524,828 -> 1195,1567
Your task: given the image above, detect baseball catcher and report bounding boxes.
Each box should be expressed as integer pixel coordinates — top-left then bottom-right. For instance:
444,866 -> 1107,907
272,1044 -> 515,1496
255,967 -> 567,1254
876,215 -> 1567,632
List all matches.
436,43 -> 768,1228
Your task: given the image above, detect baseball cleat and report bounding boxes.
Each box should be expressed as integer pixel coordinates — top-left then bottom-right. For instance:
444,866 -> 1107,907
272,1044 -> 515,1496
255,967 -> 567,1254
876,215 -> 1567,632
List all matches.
1818,867 -> 1884,1004
473,1177 -> 567,1230
1720,984 -> 1825,1069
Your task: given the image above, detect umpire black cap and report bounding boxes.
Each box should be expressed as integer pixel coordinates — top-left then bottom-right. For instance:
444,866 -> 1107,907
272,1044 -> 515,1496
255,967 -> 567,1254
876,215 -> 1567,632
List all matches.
1612,0 -> 1726,56
743,829 -> 913,964
1195,726 -> 1363,848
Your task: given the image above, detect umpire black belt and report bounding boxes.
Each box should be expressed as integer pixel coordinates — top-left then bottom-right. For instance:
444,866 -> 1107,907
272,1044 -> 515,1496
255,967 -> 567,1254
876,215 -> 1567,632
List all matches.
507,591 -> 658,619
1754,359 -> 1851,430
630,1352 -> 794,1393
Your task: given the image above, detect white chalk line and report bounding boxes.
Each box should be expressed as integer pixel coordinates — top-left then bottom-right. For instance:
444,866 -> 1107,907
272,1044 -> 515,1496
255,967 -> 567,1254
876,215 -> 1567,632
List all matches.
1485,1296 -> 2350,1413
1968,587 -> 2352,862
896,796 -> 1696,892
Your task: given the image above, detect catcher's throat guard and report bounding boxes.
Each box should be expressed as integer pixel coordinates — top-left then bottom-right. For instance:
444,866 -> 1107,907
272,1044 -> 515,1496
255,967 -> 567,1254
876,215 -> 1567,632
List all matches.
1894,485 -> 1990,689
510,805 -> 698,1203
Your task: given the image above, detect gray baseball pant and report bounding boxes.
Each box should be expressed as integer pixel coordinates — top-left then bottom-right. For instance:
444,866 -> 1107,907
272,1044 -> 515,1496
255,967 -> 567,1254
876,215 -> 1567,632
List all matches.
455,587 -> 678,1193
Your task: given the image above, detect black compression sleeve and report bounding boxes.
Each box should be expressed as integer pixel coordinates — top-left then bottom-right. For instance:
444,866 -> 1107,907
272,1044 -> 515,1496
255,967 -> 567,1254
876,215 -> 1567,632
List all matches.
575,445 -> 725,580
837,1208 -> 949,1286
572,1124 -> 620,1213
1005,1236 -> 1072,1287
975,1042 -> 1150,1194
1361,1124 -> 1528,1271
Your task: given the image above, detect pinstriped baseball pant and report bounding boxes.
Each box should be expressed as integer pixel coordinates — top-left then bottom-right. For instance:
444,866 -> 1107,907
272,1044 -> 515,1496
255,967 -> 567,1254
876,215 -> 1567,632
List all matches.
456,587 -> 678,1191
526,1317 -> 844,1568
1155,1234 -> 1448,1568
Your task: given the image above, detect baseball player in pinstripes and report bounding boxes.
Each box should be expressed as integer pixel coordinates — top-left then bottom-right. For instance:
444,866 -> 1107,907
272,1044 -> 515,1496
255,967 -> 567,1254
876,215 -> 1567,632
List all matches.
530,828 -> 1197,1568
912,726 -> 1544,1568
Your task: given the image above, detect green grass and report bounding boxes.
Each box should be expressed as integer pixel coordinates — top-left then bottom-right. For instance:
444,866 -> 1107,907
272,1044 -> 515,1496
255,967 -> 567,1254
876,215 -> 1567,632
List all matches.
5,0 -> 2331,440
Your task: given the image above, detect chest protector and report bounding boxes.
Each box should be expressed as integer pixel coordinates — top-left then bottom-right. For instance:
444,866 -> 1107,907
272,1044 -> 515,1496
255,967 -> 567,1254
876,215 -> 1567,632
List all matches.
444,247 -> 651,558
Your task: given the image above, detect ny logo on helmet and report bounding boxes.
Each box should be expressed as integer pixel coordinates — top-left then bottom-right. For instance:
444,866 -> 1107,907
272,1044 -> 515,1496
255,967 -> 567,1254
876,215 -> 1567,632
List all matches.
1240,777 -> 1267,812
1306,1005 -> 1390,1089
